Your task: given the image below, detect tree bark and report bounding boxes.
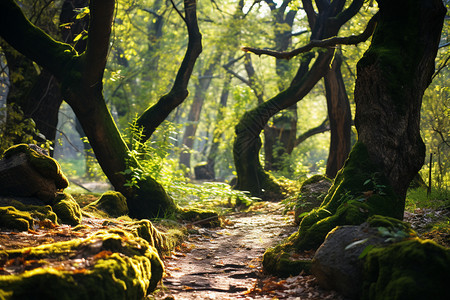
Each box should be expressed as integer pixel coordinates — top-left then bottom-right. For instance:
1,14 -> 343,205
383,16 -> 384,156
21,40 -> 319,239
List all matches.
324,54 -> 352,178
263,0 -> 446,275
354,0 -> 445,201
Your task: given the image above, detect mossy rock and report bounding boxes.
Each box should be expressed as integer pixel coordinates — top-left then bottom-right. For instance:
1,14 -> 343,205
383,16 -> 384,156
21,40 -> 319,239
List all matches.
84,191 -> 128,218
52,193 -> 82,226
362,238 -> 450,300
294,175 -> 332,224
0,206 -> 35,231
127,219 -> 182,255
176,208 -> 221,227
2,144 -> 68,190
0,199 -> 58,231
262,241 -> 311,277
0,230 -> 164,299
126,177 -> 178,219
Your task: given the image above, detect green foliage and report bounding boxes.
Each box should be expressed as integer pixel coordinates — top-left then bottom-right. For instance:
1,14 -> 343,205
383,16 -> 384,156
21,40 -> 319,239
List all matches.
406,187 -> 450,212
121,117 -> 256,213
0,104 -> 50,155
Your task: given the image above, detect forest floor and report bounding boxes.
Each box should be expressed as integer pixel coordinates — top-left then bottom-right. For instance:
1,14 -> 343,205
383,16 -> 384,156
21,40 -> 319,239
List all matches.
151,202 -> 345,300
149,201 -> 449,300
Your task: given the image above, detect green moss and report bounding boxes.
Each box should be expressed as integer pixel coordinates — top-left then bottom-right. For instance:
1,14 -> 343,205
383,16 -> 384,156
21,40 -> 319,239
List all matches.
3,144 -> 69,190
362,238 -> 450,300
52,193 -> 82,226
128,219 -> 175,255
127,177 -> 178,219
263,243 -> 311,277
84,191 -> 128,218
0,230 -> 164,299
294,142 -> 402,249
176,208 -> 220,227
301,175 -> 332,187
1,200 -> 58,227
357,1 -> 421,114
0,206 -> 34,231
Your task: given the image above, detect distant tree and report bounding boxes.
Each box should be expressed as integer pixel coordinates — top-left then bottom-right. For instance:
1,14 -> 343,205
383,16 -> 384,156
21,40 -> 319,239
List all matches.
0,0 -> 202,219
233,0 -> 366,199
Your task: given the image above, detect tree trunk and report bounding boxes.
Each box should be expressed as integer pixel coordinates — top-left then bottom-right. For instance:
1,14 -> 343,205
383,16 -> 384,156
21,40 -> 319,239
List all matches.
263,0 -> 446,276
263,3 -> 299,171
0,0 -> 201,219
179,57 -> 217,170
205,73 -> 232,180
324,54 -> 352,178
234,0 -> 364,199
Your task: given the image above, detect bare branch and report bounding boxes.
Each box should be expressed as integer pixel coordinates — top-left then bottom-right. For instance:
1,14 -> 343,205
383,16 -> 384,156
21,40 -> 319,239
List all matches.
85,0 -> 115,88
242,12 -> 378,60
170,0 -> 187,24
302,0 -> 317,28
432,54 -> 450,80
294,118 -> 330,147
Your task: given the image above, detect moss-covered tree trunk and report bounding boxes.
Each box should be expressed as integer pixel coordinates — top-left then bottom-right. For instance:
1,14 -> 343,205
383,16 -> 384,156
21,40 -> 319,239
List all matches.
263,0 -> 446,276
324,54 -> 352,178
0,0 -> 201,219
233,0 -> 365,199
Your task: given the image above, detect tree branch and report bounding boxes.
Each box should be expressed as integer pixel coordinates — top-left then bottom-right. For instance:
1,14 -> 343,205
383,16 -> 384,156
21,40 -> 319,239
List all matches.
135,0 -> 202,142
294,118 -> 330,147
84,0 -> 115,88
335,0 -> 364,27
302,0 -> 317,28
242,12 -> 378,60
0,0 -> 76,80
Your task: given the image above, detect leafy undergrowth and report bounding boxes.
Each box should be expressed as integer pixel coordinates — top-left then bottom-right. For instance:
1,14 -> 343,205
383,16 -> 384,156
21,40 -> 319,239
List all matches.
404,188 -> 450,247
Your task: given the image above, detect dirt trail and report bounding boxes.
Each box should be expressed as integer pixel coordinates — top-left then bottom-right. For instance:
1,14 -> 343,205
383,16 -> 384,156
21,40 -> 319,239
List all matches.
153,203 -> 345,300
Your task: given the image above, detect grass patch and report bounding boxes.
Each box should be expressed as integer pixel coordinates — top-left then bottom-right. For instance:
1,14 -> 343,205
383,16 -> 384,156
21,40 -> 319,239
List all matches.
405,187 -> 450,212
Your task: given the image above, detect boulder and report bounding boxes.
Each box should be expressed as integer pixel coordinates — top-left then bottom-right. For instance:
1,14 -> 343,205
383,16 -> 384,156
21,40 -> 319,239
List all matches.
84,191 -> 128,218
311,215 -> 417,299
294,175 -> 332,224
0,144 -> 68,202
194,162 -> 214,180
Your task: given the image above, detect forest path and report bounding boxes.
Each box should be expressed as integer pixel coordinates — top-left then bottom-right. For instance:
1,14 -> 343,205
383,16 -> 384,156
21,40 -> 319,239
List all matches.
152,202 -> 344,300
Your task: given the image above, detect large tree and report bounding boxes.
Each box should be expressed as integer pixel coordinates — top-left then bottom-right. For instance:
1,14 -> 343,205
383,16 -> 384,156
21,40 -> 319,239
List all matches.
263,0 -> 446,275
233,0 -> 365,199
0,0 -> 202,219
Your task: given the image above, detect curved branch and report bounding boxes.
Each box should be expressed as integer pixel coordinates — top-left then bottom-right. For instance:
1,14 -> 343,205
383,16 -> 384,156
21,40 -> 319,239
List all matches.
0,0 -> 76,80
242,12 -> 379,60
335,0 -> 364,27
84,0 -> 115,88
294,118 -> 330,147
170,0 -> 187,24
302,0 -> 317,28
135,0 -> 202,142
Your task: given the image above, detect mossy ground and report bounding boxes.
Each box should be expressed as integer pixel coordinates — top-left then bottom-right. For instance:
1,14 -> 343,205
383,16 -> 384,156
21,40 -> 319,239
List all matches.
0,186 -> 189,299
0,230 -> 164,300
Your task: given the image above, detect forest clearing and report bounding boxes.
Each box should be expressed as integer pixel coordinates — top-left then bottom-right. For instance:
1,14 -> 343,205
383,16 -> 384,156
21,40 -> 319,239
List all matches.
0,0 -> 449,299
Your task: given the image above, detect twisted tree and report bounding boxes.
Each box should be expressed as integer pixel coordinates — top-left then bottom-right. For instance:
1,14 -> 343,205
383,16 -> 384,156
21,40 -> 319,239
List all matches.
0,0 -> 202,219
